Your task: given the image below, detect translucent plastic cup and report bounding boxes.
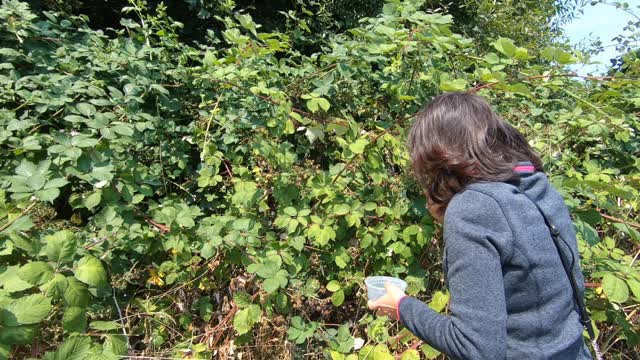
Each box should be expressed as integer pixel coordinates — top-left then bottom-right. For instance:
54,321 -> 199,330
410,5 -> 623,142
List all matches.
365,276 -> 408,301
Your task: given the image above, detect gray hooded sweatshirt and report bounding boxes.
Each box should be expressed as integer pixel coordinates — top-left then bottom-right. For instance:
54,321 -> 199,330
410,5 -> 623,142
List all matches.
398,164 -> 592,359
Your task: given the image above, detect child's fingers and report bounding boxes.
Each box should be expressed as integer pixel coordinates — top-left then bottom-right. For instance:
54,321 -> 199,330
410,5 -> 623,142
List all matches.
367,300 -> 378,310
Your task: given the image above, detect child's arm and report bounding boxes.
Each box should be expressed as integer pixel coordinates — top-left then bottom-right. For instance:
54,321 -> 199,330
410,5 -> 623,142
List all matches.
399,190 -> 512,360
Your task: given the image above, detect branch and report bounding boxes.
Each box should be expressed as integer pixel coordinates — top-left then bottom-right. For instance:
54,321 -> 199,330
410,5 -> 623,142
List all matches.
600,213 -> 640,230
0,201 -> 37,233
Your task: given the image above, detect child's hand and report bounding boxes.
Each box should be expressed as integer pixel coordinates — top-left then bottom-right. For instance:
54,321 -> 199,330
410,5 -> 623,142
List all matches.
367,282 -> 407,321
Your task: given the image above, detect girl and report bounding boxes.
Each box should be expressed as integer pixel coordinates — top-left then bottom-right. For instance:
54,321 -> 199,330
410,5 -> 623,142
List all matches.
368,92 -> 593,359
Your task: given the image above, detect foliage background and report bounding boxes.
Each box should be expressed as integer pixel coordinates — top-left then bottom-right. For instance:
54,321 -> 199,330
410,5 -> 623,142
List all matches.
0,0 -> 638,359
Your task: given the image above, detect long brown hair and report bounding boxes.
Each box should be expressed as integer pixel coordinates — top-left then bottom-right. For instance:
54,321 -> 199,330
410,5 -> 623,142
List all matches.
408,92 -> 543,217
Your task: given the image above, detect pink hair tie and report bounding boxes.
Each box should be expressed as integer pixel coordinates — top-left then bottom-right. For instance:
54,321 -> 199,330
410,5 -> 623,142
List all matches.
513,165 -> 535,173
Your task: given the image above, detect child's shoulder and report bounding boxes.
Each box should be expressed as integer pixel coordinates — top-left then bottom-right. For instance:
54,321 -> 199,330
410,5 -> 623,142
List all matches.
455,181 -> 520,204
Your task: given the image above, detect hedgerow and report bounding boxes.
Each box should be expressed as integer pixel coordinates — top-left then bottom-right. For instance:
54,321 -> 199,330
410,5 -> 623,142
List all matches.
0,0 -> 638,358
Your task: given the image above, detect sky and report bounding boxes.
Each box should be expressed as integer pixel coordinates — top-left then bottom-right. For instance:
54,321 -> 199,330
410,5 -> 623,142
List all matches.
564,1 -> 639,74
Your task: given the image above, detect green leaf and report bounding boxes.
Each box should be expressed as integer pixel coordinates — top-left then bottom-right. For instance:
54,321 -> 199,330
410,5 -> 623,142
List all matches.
112,124 -> 134,136
40,274 -> 68,300
483,52 -> 500,64
428,291 -> 449,313
84,191 -> 102,210
45,177 -> 68,189
602,274 -> 629,303
64,277 -> 90,307
62,306 -> 87,333
231,181 -> 260,206
0,325 -> 36,345
439,78 -> 468,91
514,47 -> 529,60
1,293 -> 51,325
263,277 -> 282,293
76,103 -> 96,117
316,98 -> 330,111
200,237 -> 220,259
52,335 -> 92,360
27,174 -> 46,190
334,204 -> 351,216
35,188 -> 60,203
326,280 -> 341,292
494,37 -> 517,57
74,256 -> 108,288
420,343 -> 441,359
307,98 -> 319,113
401,349 -> 420,360
574,220 -> 600,246
315,226 -> 336,246
233,291 -> 252,309
627,279 -> 640,299
349,138 -> 369,154
89,321 -> 122,331
103,335 -> 127,356
70,135 -> 99,148
331,289 -> 345,306
233,304 -> 261,335
359,344 -> 393,360
17,261 -> 54,285
0,265 -> 33,293
45,230 -> 77,263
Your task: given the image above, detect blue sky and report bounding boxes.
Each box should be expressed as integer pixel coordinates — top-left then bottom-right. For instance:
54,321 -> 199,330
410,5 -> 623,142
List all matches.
564,1 -> 639,74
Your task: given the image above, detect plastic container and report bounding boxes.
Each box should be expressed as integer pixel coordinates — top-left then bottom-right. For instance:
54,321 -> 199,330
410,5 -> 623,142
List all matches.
364,276 -> 408,301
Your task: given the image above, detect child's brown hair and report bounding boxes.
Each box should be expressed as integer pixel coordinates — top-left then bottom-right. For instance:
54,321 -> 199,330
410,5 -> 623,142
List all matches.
408,92 -> 543,217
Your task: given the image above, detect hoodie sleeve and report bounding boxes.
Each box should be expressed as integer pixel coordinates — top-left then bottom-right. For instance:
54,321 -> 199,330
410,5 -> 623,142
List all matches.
398,189 -> 513,360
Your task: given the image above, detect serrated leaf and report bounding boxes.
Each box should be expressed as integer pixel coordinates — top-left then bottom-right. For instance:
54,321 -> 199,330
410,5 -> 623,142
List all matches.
103,335 -> 127,355
84,191 -> 102,210
494,37 -> 517,57
89,321 -> 122,331
428,291 -> 449,313
233,291 -> 252,308
74,256 -> 108,288
349,138 -> 369,154
40,274 -> 68,300
35,188 -> 60,202
76,103 -> 96,117
0,325 -> 36,345
326,280 -> 341,292
307,98 -> 319,113
27,174 -> 46,190
439,78 -> 468,91
64,277 -> 90,308
17,261 -> 54,285
627,279 -> 640,299
331,289 -> 344,306
233,304 -> 261,335
401,349 -> 420,360
62,306 -> 87,333
0,265 -> 33,293
316,98 -> 330,111
45,230 -> 77,263
334,204 -> 351,216
574,220 -> 600,246
602,274 -> 629,303
52,335 -> 92,360
421,343 -> 441,359
1,293 -> 51,325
